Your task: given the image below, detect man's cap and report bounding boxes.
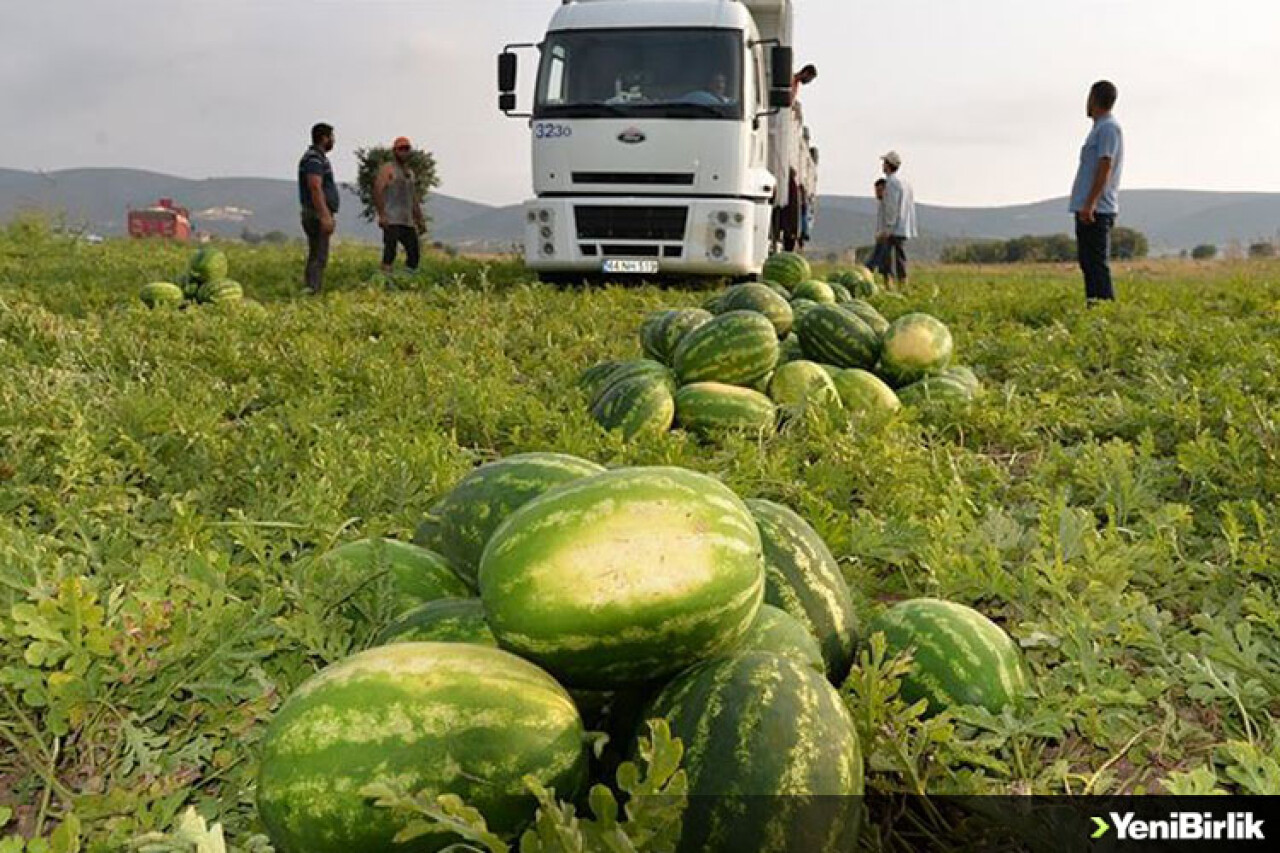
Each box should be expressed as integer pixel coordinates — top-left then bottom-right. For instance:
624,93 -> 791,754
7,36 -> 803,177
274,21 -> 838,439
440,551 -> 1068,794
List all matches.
881,151 -> 902,168
393,136 -> 412,149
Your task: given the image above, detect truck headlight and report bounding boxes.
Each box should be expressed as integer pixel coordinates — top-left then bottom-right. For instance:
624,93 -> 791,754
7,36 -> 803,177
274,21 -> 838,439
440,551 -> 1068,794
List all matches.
527,210 -> 538,224
542,242 -> 555,256
540,226 -> 553,240
714,228 -> 727,242
538,209 -> 552,224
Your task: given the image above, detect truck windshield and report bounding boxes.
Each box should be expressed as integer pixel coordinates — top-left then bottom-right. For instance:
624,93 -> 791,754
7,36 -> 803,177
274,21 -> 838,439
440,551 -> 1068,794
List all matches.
535,28 -> 744,120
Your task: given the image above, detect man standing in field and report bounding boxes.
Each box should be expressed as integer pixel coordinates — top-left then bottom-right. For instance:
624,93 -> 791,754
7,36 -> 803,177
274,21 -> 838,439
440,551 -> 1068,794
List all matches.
877,151 -> 917,286
298,123 -> 341,293
1070,80 -> 1125,303
374,137 -> 426,274
866,178 -> 890,278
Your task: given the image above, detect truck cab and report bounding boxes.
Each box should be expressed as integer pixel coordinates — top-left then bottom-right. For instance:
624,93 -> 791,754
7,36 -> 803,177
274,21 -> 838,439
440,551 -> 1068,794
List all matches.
499,0 -> 816,279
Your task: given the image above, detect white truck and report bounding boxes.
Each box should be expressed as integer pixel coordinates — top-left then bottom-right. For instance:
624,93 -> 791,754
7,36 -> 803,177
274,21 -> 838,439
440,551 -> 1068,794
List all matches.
498,0 -> 818,280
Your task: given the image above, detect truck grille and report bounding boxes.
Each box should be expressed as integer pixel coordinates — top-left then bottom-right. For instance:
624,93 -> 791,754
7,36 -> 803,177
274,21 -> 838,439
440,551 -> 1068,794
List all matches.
574,206 -> 688,241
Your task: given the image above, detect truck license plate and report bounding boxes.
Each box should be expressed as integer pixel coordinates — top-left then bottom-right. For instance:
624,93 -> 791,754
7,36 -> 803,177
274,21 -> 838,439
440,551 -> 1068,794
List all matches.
602,259 -> 660,274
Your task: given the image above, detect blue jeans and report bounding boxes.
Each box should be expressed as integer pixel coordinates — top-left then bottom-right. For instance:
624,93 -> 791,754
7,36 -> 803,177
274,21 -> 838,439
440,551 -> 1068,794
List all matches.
1075,213 -> 1116,301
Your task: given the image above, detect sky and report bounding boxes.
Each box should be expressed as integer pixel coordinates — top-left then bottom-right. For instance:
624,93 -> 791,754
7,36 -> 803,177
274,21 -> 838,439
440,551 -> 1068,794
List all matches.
4,0 -> 1280,207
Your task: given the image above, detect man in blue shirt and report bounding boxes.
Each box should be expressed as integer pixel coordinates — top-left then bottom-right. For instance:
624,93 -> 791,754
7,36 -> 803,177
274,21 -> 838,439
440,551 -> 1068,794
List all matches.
298,123 -> 340,293
1070,81 -> 1124,303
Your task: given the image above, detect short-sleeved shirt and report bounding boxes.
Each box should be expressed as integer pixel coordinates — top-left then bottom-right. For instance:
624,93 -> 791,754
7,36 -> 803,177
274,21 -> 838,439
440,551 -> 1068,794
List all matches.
882,173 -> 917,239
1070,115 -> 1124,215
298,145 -> 341,214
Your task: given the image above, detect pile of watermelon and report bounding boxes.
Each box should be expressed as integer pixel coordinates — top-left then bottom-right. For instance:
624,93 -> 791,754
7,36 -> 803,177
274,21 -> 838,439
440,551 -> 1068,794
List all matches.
255,451 -> 1029,852
582,252 -> 984,440
138,247 -> 255,310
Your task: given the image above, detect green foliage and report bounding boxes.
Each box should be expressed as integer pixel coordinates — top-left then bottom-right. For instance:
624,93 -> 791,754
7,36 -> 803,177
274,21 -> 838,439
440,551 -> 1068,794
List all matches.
346,145 -> 441,226
940,227 -> 1148,263
1192,243 -> 1218,260
2,232 -> 1280,847
1247,241 -> 1276,259
362,720 -> 687,853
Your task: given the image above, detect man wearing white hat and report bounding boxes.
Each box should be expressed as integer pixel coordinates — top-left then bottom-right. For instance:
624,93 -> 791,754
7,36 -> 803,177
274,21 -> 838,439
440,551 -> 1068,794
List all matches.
876,151 -> 917,285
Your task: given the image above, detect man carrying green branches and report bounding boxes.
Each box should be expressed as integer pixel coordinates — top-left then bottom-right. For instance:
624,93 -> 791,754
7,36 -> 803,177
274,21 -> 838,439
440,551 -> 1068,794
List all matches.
374,136 -> 426,274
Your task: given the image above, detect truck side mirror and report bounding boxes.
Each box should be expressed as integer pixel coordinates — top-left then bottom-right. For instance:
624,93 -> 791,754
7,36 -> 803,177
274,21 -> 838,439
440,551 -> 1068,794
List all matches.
498,52 -> 518,93
770,46 -> 793,90
769,88 -> 793,109
499,92 -> 518,112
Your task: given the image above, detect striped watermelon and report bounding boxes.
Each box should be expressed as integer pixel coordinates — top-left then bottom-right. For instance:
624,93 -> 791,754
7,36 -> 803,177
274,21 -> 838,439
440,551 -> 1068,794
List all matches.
777,335 -> 804,365
759,280 -> 792,299
879,313 -> 954,386
746,499 -> 858,682
590,373 -> 676,440
896,373 -> 974,406
768,361 -> 842,416
843,299 -> 890,336
673,310 -> 780,388
796,303 -> 879,370
717,283 -> 794,337
646,651 -> 863,853
674,383 -> 778,436
375,598 -> 494,646
761,252 -> 811,289
792,279 -> 837,304
733,604 -> 824,672
789,298 -> 819,325
641,308 -> 714,365
829,282 -> 854,303
257,643 -> 587,853
830,267 -> 878,298
415,453 -> 605,582
588,360 -> 675,409
867,598 -> 1029,715
831,368 -> 902,413
578,360 -> 626,399
941,365 -> 982,396
188,247 -> 228,284
197,280 -> 243,304
479,467 -> 765,689
139,281 -> 184,308
323,539 -> 471,612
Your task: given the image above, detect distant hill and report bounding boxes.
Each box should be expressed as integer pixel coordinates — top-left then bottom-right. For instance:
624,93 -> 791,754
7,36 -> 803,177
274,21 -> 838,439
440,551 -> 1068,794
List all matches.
3,167 -> 1279,255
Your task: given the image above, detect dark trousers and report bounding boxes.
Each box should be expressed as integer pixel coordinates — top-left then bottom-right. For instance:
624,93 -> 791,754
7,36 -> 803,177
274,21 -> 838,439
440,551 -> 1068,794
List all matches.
301,212 -> 331,293
381,224 -> 421,270
1076,213 -> 1116,302
866,241 -> 890,275
887,236 -> 908,282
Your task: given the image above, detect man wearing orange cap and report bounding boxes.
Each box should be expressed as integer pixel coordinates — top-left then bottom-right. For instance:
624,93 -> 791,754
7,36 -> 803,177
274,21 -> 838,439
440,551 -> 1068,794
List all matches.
374,136 -> 426,273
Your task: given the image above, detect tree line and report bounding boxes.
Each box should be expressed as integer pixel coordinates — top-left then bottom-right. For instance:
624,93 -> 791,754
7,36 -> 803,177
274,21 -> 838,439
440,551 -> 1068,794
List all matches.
940,228 -> 1149,264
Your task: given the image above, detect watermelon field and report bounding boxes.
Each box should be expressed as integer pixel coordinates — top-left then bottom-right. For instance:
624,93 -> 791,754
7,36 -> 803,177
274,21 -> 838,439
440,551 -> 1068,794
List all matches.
3,217 -> 1280,851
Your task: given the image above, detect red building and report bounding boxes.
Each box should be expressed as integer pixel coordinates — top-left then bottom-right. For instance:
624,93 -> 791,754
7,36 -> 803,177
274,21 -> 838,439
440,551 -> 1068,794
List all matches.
128,198 -> 192,240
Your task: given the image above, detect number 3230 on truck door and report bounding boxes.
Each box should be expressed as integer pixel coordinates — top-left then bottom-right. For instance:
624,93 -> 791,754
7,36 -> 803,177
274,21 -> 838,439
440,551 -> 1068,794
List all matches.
534,123 -> 572,140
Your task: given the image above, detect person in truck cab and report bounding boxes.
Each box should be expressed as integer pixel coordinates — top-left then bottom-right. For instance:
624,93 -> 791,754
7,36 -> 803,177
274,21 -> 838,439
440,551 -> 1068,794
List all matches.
791,64 -> 817,101
682,72 -> 733,106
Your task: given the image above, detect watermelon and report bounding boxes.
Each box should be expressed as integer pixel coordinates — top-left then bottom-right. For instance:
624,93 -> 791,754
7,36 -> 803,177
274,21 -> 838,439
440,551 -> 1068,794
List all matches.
777,335 -> 804,365
188,247 -> 229,284
829,282 -> 854,303
322,538 -> 471,612
375,598 -> 493,647
759,280 -> 792,299
717,283 -> 794,338
588,360 -> 675,409
746,499 -> 858,682
649,308 -> 714,365
867,598 -> 1030,715
674,383 -> 778,436
796,303 -> 879,370
941,365 -> 982,396
832,267 -> 879,298
590,373 -> 676,440
257,643 -> 587,853
761,252 -> 811,289
646,651 -> 863,853
879,313 -> 954,386
479,467 -> 765,689
640,310 -> 678,362
414,453 -> 605,582
792,279 -> 837,304
139,281 -> 184,308
789,298 -> 819,325
896,373 -> 974,406
672,310 -> 780,388
702,291 -> 728,313
843,299 -> 890,336
831,368 -> 902,413
732,604 -> 825,672
578,360 -> 626,399
197,280 -> 243,304
767,361 -> 842,416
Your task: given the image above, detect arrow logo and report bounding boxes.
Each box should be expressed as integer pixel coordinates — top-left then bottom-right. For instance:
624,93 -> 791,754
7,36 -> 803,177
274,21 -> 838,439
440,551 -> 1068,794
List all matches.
1091,816 -> 1110,839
